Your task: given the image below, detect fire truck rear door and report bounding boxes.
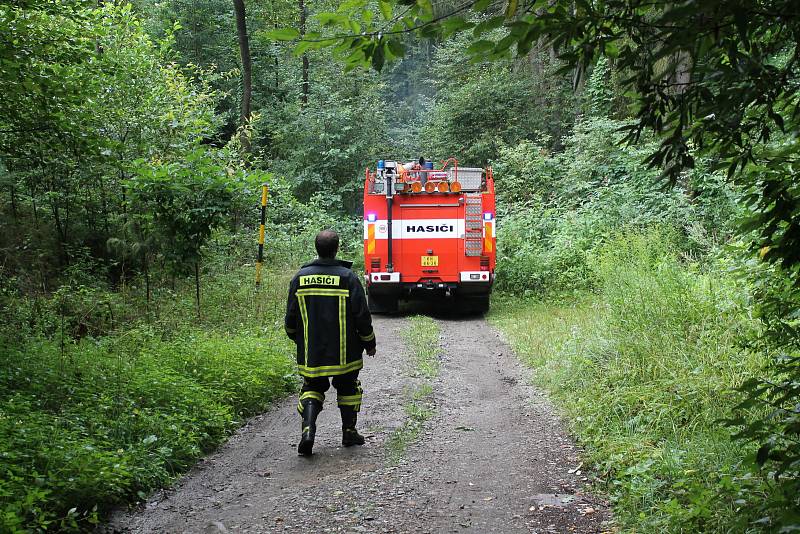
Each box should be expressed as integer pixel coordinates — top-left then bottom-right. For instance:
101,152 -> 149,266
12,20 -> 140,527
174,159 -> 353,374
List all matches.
397,201 -> 462,282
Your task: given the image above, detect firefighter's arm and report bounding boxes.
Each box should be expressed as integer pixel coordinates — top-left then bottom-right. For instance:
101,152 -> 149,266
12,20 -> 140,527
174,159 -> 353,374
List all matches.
284,277 -> 299,341
350,275 -> 376,353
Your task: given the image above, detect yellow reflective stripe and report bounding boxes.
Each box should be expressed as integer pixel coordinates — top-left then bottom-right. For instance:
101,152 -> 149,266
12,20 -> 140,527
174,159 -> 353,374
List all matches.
367,223 -> 375,254
296,288 -> 349,297
297,360 -> 363,377
300,391 -> 325,403
359,331 -> 375,342
337,394 -> 362,404
339,295 -> 346,366
298,295 -> 309,366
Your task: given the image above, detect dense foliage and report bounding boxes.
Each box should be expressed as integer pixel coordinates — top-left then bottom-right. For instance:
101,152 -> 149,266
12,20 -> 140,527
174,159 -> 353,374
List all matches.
274,0 -> 800,528
492,231 -> 765,532
2,0 -> 800,531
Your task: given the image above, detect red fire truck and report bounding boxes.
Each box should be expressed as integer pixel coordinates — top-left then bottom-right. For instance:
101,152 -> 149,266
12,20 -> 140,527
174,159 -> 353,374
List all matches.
362,158 -> 496,313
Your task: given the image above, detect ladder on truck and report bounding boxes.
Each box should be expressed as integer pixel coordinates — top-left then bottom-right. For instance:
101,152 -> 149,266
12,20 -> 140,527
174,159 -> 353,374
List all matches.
464,193 -> 483,257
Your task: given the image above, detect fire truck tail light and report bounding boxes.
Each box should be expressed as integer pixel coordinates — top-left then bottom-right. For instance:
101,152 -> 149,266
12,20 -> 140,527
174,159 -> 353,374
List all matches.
373,275 -> 379,281
424,182 -> 436,193
450,181 -> 462,193
482,274 -> 488,280
437,182 -> 449,193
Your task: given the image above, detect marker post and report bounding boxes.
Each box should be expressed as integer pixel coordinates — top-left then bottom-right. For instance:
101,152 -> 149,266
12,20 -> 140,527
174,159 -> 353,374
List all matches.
255,183 -> 268,287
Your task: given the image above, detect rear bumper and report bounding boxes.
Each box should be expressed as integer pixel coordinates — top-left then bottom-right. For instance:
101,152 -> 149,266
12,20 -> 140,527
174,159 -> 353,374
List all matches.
366,275 -> 493,299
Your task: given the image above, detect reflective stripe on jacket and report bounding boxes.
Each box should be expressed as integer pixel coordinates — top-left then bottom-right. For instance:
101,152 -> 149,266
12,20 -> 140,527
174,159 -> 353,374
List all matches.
284,258 -> 376,377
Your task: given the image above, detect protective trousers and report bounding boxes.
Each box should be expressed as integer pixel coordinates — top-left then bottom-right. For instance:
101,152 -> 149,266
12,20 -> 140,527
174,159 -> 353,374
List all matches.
297,370 -> 362,414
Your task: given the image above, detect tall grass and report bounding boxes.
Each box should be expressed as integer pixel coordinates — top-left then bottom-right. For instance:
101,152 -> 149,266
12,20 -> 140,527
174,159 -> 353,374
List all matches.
491,231 -> 767,532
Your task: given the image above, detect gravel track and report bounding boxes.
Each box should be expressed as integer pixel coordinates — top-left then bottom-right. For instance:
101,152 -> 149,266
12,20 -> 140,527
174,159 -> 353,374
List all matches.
107,314 -> 610,533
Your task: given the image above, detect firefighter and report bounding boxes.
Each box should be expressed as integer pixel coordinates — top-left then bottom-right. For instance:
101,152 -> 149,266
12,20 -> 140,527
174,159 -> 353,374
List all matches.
284,229 -> 377,456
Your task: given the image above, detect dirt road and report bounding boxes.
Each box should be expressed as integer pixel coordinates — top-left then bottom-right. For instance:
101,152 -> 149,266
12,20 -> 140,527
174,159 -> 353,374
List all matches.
108,315 -> 610,533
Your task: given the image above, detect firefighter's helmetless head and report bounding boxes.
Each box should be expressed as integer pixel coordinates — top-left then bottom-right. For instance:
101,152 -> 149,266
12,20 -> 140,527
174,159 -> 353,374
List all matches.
315,230 -> 339,259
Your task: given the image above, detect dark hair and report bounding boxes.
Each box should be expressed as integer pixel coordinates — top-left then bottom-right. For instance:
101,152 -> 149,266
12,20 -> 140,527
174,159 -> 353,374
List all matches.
315,229 -> 339,259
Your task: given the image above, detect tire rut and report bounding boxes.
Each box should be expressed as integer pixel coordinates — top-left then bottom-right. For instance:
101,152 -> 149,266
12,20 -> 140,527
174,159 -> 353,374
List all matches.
106,314 -> 610,533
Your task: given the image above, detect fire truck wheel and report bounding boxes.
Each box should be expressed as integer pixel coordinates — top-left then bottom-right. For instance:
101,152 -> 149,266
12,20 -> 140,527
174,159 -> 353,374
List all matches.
367,293 -> 399,314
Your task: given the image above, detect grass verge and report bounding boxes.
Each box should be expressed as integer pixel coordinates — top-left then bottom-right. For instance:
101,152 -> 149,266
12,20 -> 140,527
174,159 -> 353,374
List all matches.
387,316 -> 440,462
0,266 -> 296,533
489,232 -> 768,532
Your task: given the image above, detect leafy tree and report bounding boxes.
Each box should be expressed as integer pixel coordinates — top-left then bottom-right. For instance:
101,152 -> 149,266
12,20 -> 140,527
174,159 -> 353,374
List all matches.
268,0 -> 800,527
128,146 -> 237,318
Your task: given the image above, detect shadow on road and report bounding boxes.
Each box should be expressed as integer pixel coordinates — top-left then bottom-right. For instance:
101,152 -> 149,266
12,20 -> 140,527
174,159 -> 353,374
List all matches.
384,299 -> 488,321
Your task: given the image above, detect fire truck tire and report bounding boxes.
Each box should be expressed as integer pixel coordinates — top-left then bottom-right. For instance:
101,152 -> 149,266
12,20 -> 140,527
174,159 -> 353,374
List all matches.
368,293 -> 399,314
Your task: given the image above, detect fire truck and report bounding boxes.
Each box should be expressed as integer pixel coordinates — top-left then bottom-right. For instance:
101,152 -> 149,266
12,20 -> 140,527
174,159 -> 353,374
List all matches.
362,158 -> 496,313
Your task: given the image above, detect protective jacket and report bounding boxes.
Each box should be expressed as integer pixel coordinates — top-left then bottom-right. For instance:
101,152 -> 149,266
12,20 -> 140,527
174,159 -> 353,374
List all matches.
285,258 -> 376,378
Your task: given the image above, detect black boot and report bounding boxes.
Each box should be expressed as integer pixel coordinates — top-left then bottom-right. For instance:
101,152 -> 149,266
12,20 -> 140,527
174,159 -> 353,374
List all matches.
340,406 -> 365,447
298,399 -> 322,456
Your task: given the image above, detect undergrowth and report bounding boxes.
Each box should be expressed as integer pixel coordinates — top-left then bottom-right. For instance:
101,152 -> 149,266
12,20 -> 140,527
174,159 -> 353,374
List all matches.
0,264 -> 297,532
491,231 -> 768,532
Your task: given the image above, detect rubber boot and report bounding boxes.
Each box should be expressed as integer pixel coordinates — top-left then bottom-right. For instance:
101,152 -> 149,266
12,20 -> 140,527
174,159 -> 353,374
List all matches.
340,406 -> 365,447
298,399 -> 322,456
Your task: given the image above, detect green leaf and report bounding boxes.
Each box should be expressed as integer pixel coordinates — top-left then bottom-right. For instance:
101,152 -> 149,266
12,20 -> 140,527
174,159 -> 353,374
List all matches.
417,0 -> 434,17
466,39 -> 495,55
317,12 -> 350,27
379,0 -> 392,21
504,0 -> 518,19
386,39 -> 406,58
371,41 -> 386,71
263,28 -> 300,41
442,16 -> 472,35
473,16 -> 504,37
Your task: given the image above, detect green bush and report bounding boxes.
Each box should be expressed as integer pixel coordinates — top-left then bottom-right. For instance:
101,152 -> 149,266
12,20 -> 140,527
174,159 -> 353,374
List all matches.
0,325 -> 295,532
491,230 -> 767,532
493,118 -> 740,298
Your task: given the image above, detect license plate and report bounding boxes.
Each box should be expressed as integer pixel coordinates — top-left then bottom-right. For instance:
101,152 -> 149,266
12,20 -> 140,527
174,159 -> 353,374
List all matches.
421,255 -> 438,267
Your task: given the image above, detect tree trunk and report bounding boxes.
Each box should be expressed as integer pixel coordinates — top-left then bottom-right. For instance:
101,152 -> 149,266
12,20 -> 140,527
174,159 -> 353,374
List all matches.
50,196 -> 69,265
233,0 -> 253,151
194,261 -> 202,320
10,184 -> 17,221
31,191 -> 39,227
673,50 -> 692,94
299,0 -> 309,106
